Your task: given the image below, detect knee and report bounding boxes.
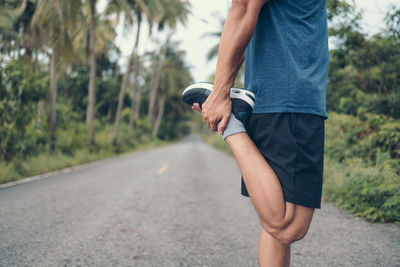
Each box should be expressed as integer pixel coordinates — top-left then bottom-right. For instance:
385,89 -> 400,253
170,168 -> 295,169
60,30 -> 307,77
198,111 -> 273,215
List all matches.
265,225 -> 309,246
280,228 -> 308,245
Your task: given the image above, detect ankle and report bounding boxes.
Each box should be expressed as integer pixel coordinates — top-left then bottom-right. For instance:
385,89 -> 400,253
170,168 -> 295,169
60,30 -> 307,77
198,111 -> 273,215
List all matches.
219,114 -> 246,140
225,131 -> 248,143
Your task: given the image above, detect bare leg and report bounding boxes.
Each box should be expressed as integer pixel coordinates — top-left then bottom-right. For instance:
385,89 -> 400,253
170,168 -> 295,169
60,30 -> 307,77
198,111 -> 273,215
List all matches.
226,132 -> 287,228
258,228 -> 290,267
226,132 -> 314,243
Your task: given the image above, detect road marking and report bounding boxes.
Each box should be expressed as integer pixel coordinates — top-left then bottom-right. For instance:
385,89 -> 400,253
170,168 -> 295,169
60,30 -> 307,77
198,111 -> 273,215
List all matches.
157,164 -> 169,175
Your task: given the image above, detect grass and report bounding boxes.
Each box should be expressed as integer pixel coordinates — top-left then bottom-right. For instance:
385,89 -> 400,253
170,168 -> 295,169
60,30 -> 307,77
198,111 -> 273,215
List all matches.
0,127 -> 168,185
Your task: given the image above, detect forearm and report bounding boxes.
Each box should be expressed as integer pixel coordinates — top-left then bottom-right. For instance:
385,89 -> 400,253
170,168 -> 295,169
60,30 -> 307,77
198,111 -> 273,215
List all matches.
213,0 -> 266,95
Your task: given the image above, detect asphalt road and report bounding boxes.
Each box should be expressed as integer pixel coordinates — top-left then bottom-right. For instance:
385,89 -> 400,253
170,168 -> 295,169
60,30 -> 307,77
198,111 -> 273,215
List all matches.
0,136 -> 399,267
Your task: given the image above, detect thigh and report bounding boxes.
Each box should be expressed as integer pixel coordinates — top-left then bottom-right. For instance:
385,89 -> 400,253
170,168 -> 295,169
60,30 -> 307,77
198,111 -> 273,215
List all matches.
241,113 -> 297,199
242,113 -> 325,209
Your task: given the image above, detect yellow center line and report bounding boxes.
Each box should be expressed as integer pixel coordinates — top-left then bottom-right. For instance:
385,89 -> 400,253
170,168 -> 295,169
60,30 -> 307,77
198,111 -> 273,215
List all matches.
157,164 -> 169,175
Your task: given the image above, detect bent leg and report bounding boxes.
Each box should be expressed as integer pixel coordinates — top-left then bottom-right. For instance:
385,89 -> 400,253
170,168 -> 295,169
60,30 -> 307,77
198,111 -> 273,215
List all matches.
226,132 -> 287,230
226,132 -> 315,242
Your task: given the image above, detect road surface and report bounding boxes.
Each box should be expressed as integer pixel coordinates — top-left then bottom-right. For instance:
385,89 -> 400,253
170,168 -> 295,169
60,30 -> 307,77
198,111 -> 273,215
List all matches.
0,136 -> 399,266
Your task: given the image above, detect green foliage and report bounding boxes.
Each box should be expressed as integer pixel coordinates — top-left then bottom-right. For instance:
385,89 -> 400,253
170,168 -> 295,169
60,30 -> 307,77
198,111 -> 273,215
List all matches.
324,113 -> 400,223
152,40 -> 193,139
327,2 -> 400,118
385,5 -> 400,41
0,0 -> 193,185
323,156 -> 400,223
157,94 -> 192,140
0,119 -> 167,185
326,113 -> 400,163
0,58 -> 47,160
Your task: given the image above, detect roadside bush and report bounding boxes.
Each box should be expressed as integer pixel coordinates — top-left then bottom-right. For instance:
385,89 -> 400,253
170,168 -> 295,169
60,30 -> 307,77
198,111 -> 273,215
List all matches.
324,156 -> 400,223
326,112 -> 400,163
0,120 -> 167,184
324,112 -> 400,223
0,58 -> 47,161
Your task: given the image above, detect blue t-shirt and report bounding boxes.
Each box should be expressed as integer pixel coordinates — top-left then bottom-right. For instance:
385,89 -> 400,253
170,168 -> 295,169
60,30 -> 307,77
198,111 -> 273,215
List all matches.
244,0 -> 329,118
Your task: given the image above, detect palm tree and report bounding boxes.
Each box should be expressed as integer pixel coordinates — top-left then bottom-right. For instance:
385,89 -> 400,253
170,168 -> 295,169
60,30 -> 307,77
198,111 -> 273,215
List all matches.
72,4 -> 118,125
152,41 -> 192,137
147,33 -> 171,122
147,0 -> 191,123
202,11 -> 225,62
203,7 -> 245,86
128,53 -> 144,129
0,1 -> 21,55
32,0 -> 83,150
86,0 -> 97,147
110,0 -> 161,145
0,1 -> 41,65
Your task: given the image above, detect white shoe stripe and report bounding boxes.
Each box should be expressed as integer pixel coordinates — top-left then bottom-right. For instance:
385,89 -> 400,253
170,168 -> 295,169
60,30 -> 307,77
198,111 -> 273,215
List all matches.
231,87 -> 256,98
230,91 -> 255,108
182,82 -> 213,95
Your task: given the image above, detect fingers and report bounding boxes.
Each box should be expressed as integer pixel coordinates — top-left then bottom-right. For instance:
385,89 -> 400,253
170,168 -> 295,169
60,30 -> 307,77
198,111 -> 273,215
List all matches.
192,101 -> 228,132
202,114 -> 218,132
209,120 -> 218,132
192,103 -> 201,112
218,114 -> 230,135
202,113 -> 218,131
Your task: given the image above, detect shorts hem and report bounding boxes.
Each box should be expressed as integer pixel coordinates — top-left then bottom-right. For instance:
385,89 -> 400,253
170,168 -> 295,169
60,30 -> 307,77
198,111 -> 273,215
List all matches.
284,196 -> 321,209
240,191 -> 321,209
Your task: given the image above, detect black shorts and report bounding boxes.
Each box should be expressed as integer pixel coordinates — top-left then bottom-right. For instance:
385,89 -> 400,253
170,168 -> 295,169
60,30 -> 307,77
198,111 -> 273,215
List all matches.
241,113 -> 325,209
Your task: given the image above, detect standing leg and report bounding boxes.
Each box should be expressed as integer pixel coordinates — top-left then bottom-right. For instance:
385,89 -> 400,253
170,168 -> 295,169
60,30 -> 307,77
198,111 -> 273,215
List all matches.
258,228 -> 290,267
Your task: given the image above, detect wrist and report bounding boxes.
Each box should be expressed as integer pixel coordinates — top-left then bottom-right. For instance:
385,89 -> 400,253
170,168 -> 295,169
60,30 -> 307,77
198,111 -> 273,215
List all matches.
213,82 -> 232,98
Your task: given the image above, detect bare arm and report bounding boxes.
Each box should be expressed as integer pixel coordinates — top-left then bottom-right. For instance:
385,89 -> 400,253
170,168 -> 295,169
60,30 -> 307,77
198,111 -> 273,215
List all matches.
195,0 -> 267,133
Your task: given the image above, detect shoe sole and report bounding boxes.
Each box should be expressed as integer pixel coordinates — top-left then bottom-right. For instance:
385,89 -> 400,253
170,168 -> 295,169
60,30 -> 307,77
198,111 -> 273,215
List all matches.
182,82 -> 255,107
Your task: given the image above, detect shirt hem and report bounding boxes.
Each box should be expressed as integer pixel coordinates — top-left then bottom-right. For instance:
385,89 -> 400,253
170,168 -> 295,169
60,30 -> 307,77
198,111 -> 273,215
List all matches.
252,105 -> 328,119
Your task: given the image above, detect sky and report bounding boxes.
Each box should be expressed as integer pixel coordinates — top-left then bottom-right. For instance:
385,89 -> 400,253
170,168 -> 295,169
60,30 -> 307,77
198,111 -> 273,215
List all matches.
108,0 -> 399,82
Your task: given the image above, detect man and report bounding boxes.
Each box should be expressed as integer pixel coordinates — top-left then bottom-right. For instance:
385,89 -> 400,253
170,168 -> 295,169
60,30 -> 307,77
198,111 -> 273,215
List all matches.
185,0 -> 328,266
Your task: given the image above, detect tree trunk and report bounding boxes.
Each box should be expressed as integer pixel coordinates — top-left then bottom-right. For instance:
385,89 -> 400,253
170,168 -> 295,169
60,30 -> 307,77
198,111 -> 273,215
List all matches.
130,66 -> 142,127
87,0 -> 97,147
129,64 -> 139,130
147,35 -> 170,122
113,18 -> 143,143
112,51 -> 134,145
107,104 -> 113,123
49,52 -> 58,151
152,94 -> 166,137
147,55 -> 163,122
132,35 -> 150,122
108,50 -> 121,125
129,19 -> 142,130
128,81 -> 137,131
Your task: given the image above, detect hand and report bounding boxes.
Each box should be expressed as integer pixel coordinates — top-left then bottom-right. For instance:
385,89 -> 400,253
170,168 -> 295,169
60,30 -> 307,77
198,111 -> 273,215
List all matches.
192,90 -> 231,134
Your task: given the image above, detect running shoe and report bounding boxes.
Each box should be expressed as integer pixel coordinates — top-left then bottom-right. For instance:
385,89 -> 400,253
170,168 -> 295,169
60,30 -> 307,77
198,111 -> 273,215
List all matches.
182,82 -> 255,122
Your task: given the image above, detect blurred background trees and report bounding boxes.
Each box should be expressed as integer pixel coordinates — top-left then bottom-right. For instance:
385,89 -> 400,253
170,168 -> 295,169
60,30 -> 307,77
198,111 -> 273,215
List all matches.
0,0 -> 193,182
323,1 -> 400,223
